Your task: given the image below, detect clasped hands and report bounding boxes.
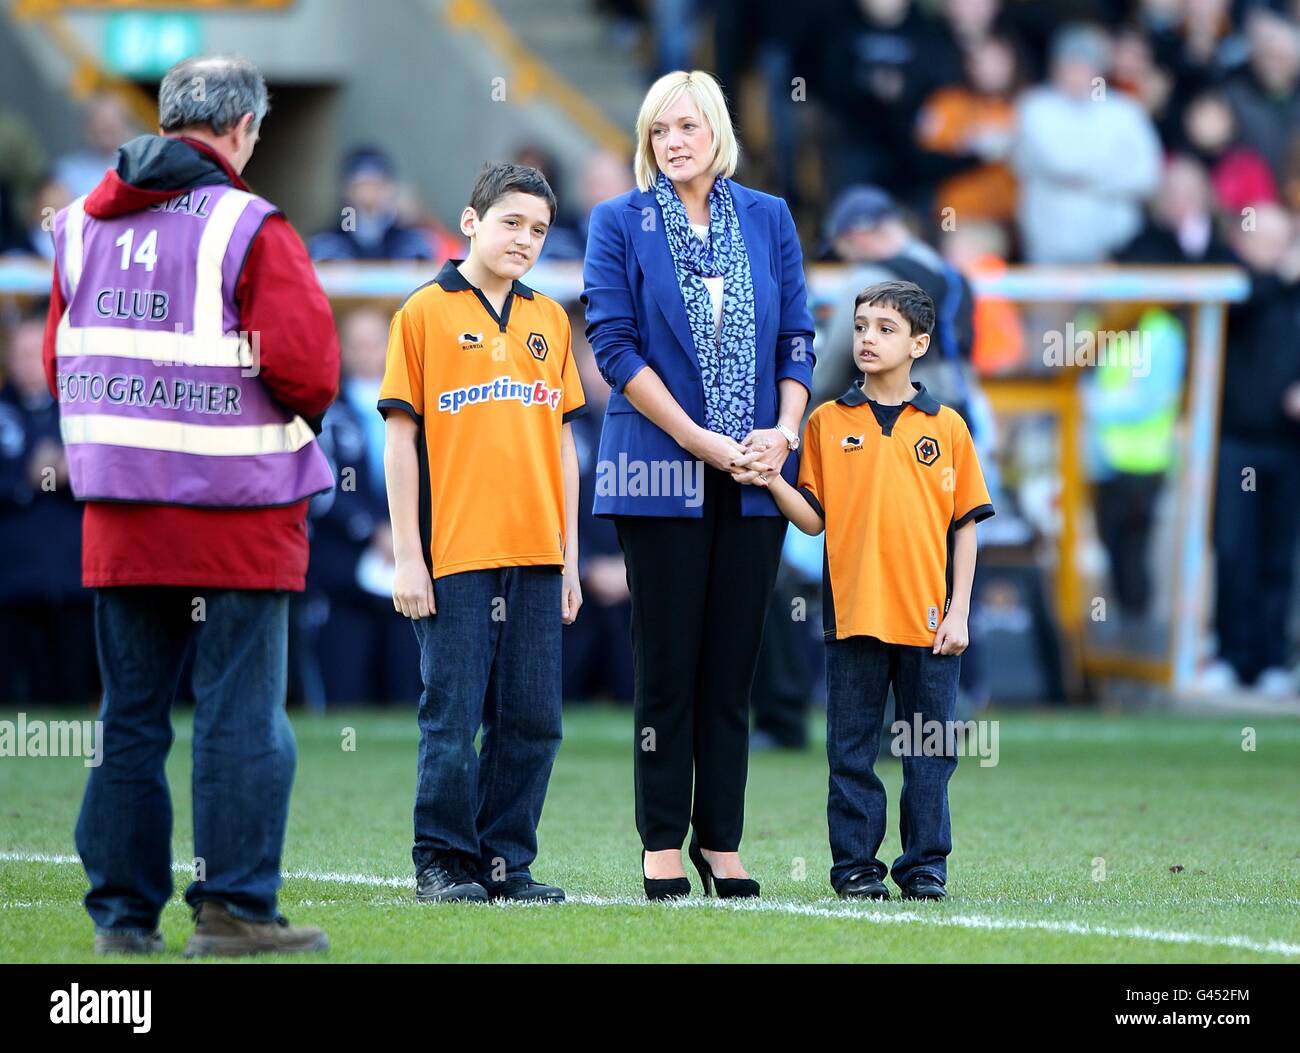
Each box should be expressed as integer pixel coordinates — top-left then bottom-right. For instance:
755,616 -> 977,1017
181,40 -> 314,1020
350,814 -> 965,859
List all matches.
690,426 -> 789,485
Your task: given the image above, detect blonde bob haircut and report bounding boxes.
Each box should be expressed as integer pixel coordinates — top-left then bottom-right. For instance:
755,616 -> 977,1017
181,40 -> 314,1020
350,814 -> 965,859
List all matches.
633,70 -> 739,193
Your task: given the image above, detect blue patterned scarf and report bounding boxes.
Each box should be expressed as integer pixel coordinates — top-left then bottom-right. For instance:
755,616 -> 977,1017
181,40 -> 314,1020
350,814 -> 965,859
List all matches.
654,171 -> 757,442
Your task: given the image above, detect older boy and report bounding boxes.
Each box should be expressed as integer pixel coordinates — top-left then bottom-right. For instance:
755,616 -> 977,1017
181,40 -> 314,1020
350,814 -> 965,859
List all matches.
380,163 -> 585,902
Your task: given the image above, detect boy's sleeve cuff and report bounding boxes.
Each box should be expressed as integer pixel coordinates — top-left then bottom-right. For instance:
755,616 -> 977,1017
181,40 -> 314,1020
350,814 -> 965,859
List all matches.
954,503 -> 995,529
798,485 -> 825,520
377,398 -> 421,422
562,404 -> 589,423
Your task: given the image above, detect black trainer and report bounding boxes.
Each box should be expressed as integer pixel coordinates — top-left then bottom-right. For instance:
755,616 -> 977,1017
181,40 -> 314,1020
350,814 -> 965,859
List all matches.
486,876 -> 565,903
900,874 -> 947,900
416,858 -> 488,902
94,929 -> 165,955
838,872 -> 891,901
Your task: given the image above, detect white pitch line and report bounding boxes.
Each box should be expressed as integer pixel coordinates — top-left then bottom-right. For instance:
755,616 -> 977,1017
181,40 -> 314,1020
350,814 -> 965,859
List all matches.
3,850 -> 1297,958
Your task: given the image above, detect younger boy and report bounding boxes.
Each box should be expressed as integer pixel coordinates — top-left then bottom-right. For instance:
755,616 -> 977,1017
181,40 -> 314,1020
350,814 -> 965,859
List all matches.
379,162 -> 586,902
758,280 -> 993,901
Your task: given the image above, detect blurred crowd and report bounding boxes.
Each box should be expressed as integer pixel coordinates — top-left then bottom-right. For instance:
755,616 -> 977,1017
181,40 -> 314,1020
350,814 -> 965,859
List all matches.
2,0 -> 1299,709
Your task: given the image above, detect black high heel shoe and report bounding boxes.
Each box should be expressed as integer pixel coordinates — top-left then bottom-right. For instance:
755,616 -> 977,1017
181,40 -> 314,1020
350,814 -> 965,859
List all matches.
642,850 -> 691,901
688,837 -> 760,899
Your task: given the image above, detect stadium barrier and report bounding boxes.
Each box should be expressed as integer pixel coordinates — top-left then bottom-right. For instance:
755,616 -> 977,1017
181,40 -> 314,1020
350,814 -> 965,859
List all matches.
0,258 -> 1250,695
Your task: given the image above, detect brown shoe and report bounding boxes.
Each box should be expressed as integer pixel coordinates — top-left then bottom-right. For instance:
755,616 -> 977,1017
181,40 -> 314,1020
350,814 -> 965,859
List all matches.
182,901 -> 329,958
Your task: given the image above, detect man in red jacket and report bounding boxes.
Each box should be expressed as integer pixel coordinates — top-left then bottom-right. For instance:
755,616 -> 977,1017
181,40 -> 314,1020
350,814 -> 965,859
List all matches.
42,56 -> 339,957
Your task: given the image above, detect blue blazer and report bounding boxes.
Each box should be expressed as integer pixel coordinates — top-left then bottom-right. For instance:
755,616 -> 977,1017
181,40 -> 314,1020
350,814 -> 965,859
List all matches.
581,178 -> 816,517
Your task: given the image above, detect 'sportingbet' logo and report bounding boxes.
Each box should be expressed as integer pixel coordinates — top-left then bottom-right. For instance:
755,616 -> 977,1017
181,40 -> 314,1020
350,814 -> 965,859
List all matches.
437,376 -> 563,414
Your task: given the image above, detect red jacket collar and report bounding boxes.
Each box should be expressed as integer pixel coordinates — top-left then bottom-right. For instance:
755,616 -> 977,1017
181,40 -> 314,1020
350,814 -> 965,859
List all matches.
175,136 -> 249,190
84,135 -> 249,219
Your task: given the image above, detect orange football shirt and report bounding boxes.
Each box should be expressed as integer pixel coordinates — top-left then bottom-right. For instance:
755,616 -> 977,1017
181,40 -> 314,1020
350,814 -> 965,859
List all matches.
378,260 -> 586,577
796,380 -> 994,645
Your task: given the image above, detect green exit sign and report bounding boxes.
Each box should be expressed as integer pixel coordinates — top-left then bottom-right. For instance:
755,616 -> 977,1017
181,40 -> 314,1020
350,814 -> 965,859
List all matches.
104,12 -> 202,77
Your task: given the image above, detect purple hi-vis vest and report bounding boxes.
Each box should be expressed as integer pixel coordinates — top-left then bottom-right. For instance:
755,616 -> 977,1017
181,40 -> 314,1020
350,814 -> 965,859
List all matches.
51,185 -> 334,507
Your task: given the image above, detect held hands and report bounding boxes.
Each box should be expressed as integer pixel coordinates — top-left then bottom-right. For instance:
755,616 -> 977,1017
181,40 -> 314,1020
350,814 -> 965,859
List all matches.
687,426 -> 749,473
684,425 -> 794,488
932,610 -> 969,656
730,428 -> 790,484
686,426 -> 790,483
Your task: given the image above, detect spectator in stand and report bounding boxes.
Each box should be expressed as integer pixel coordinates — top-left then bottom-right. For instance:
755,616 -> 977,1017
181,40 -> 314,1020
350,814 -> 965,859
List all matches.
517,145 -> 633,261
562,309 -> 633,704
915,31 -> 1022,226
575,151 -> 636,244
1181,89 -> 1280,213
0,105 -> 47,232
1111,21 -> 1178,134
0,305 -> 98,704
1013,24 -> 1162,263
513,143 -> 583,260
1115,155 -> 1236,265
1221,7 -> 1300,188
1081,303 -> 1187,627
938,0 -> 1004,54
0,180 -> 23,255
5,175 -> 72,259
53,93 -> 139,199
811,0 -> 964,203
305,306 -> 420,706
309,147 -> 434,261
712,0 -> 822,207
1202,202 -> 1300,695
1140,0 -> 1242,104
942,219 -> 1025,375
392,183 -> 465,262
814,185 -> 976,414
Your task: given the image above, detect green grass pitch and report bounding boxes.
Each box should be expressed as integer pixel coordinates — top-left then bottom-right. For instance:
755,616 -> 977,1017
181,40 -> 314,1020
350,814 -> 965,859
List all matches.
1,706 -> 1297,963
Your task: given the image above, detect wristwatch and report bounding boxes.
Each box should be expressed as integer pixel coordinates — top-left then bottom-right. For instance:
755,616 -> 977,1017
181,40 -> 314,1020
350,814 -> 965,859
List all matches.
775,423 -> 800,451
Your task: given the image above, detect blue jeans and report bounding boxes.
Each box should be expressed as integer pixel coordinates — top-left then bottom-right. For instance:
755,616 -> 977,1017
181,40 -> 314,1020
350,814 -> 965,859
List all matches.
411,566 -> 563,887
825,635 -> 960,892
76,587 -> 295,934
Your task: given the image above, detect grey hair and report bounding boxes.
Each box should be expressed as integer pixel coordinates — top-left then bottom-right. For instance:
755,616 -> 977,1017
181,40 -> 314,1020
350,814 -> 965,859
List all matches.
158,55 -> 269,136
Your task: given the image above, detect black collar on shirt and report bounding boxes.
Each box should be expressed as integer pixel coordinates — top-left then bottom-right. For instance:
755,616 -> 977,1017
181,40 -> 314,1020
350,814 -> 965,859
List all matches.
433,258 -> 535,332
836,379 -> 941,415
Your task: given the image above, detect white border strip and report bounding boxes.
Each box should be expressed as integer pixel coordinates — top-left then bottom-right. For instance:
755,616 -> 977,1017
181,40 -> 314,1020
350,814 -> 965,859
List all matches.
2,851 -> 1295,958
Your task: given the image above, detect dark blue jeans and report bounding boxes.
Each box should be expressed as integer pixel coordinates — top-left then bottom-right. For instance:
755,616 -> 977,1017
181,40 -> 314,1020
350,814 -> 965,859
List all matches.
411,566 -> 563,888
76,587 -> 295,935
825,635 -> 961,893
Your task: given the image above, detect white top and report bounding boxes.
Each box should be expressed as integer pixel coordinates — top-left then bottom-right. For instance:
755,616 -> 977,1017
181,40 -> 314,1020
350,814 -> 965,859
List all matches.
690,222 -> 723,340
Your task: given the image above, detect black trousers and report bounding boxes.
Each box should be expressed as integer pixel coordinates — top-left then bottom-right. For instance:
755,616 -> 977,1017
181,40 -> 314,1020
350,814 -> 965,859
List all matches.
1095,472 -> 1162,620
614,466 -> 787,851
1213,435 -> 1300,681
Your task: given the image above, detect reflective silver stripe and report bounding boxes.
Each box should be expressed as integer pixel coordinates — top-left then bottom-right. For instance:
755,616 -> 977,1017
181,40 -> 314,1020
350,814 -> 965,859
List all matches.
193,189 -> 254,336
56,322 -> 249,368
60,413 -> 316,456
63,196 -> 87,291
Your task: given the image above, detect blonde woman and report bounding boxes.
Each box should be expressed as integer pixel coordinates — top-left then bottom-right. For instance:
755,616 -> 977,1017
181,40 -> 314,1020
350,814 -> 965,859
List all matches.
581,70 -> 816,899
